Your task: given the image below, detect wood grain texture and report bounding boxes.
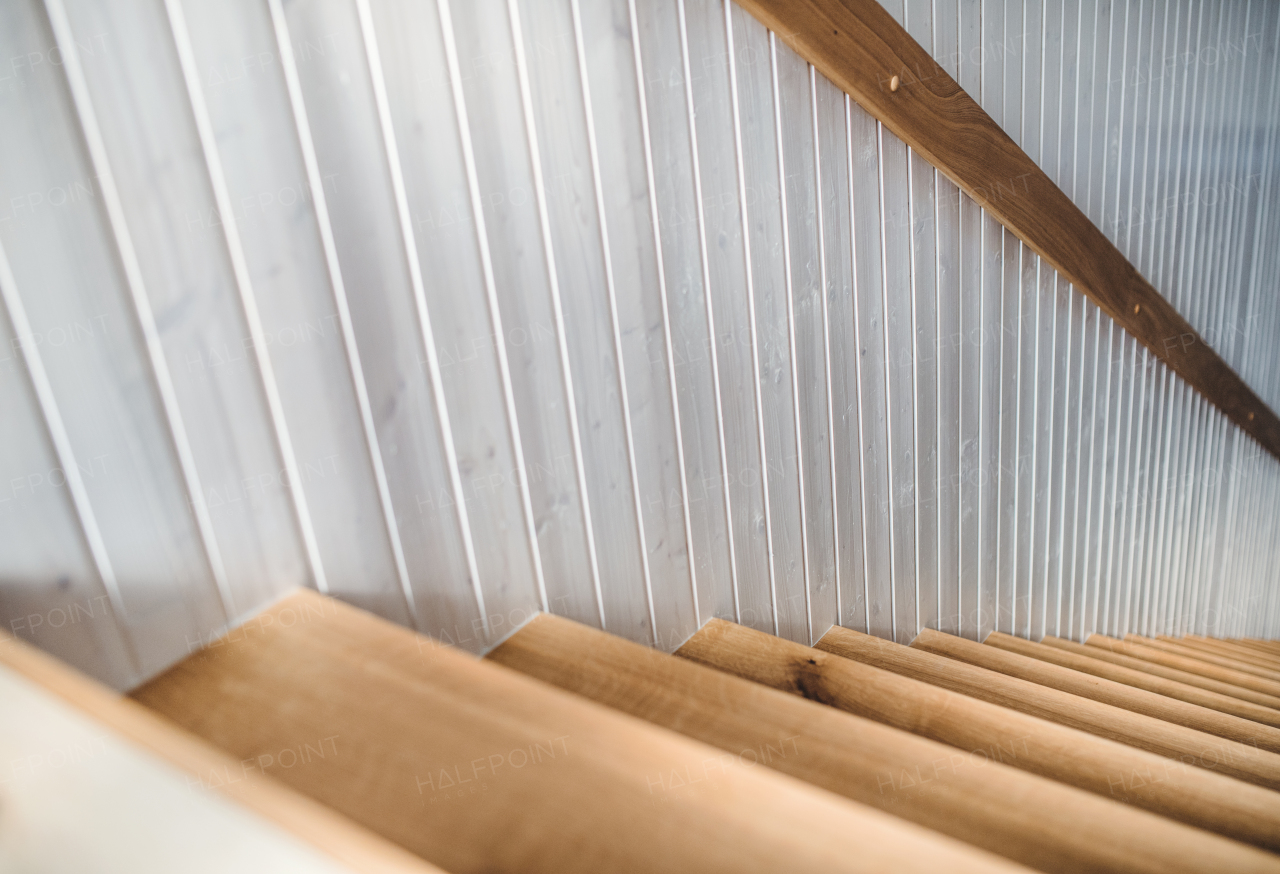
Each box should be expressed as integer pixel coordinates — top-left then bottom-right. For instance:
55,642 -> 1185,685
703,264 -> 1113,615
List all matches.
990,633 -> 1280,729
821,627 -> 1280,790
1087,635 -> 1280,698
129,590 -> 1028,874
0,629 -> 444,874
1042,635 -> 1280,711
676,618 -> 1280,852
731,0 -> 1280,458
1128,636 -> 1280,682
1176,637 -> 1280,670
918,629 -> 1280,751
486,614 -> 1276,874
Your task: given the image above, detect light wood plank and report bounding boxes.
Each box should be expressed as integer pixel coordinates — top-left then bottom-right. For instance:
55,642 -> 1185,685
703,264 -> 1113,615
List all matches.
676,618 -> 1280,851
917,629 -> 1280,751
1087,634 -> 1280,699
818,626 -> 1280,790
1042,635 -> 1280,711
1127,635 -> 1280,682
130,590 -> 1029,874
488,613 -> 1279,874
989,632 -> 1280,729
1176,637 -> 1280,671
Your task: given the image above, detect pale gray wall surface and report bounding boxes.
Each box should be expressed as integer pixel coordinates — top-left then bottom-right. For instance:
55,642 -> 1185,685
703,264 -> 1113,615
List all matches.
0,0 -> 1276,690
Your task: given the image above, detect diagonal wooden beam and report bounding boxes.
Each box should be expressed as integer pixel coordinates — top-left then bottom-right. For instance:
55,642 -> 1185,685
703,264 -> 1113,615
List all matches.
736,0 -> 1280,459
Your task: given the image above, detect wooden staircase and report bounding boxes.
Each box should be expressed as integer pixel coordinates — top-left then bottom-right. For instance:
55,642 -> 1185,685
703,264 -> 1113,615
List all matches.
13,590 -> 1280,872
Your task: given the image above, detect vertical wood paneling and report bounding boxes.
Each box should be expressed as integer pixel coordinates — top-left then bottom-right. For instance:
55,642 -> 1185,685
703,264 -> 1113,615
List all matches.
0,247 -> 135,689
634,0 -> 736,627
1,0 -> 222,677
848,99 -> 894,639
740,21 -> 804,641
178,0 -> 368,622
578,0 -> 699,647
4,0 -> 1280,689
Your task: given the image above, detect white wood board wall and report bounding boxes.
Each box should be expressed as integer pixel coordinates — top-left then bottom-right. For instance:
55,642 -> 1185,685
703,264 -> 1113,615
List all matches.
0,0 -> 1277,691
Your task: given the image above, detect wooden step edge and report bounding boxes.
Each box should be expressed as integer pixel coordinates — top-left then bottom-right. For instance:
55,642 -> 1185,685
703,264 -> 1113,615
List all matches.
487,613 -> 1279,874
676,618 -> 1280,853
0,625 -> 445,874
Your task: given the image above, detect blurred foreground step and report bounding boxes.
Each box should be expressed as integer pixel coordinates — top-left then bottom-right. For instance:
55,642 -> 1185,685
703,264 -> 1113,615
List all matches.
0,628 -> 443,874
487,612 -> 1280,874
128,589 -> 1029,874
677,618 -> 1280,853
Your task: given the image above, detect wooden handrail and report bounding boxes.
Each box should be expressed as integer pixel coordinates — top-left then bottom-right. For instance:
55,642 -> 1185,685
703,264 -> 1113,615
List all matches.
987,632 -> 1280,728
677,618 -> 1280,851
734,0 -> 1280,459
911,629 -> 1280,752
1087,634 -> 1280,698
488,613 -> 1274,874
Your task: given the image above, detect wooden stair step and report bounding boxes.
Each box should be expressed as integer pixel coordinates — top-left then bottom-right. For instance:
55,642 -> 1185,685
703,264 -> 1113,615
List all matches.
912,628 -> 1280,753
487,612 -> 1279,874
1170,636 -> 1280,671
1088,635 -> 1280,698
822,626 -> 1280,791
985,632 -> 1280,728
676,617 -> 1280,852
128,590 -> 1030,874
1038,635 -> 1280,712
1126,636 -> 1280,682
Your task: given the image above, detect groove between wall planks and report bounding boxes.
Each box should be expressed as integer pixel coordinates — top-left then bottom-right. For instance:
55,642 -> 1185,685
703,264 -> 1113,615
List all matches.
1088,634 -> 1280,698
913,629 -> 1280,751
129,590 -> 1025,874
488,613 -> 1277,874
0,631 -> 444,874
817,626 -> 1280,791
988,632 -> 1280,728
731,0 -> 1280,459
677,618 -> 1280,852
